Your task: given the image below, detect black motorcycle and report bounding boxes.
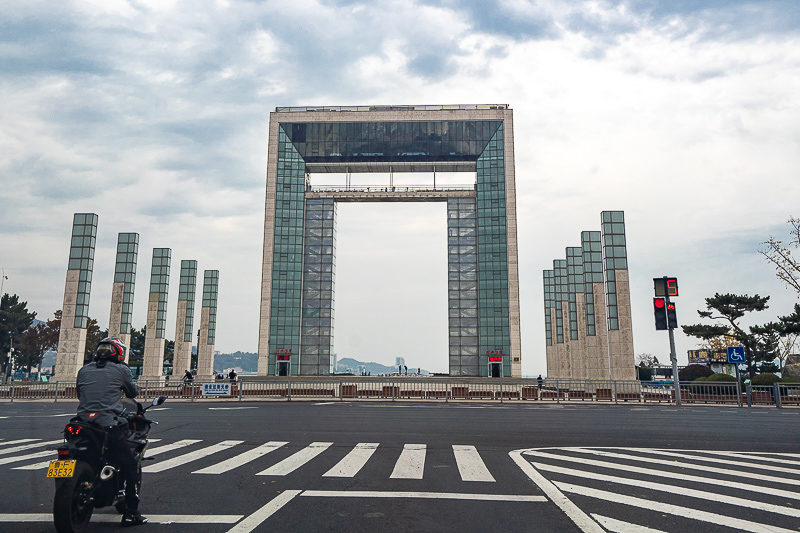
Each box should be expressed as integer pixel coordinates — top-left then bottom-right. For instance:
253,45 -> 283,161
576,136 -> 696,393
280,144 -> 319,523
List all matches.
49,396 -> 166,533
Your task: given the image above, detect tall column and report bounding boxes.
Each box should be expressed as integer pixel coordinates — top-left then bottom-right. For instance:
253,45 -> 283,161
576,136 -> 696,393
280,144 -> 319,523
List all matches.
543,270 -> 555,377
108,233 -> 139,361
582,231 -> 609,380
141,248 -> 171,382
565,247 -> 586,379
172,260 -> 197,377
197,270 -> 219,380
54,213 -> 98,380
447,198 -> 479,377
601,211 -> 636,380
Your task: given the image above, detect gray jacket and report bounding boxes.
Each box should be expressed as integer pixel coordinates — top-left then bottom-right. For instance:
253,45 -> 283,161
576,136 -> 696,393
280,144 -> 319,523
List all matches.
76,360 -> 139,428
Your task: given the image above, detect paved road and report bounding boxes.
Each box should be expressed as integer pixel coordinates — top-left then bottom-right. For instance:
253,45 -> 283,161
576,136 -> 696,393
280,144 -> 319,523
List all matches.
1,401 -> 799,532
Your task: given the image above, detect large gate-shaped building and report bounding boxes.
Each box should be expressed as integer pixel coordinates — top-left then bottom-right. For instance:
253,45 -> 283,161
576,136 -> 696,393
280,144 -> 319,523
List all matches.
258,105 -> 521,377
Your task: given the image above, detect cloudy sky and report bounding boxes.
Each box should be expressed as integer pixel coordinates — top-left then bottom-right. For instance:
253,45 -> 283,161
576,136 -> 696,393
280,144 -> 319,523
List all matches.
2,0 -> 799,375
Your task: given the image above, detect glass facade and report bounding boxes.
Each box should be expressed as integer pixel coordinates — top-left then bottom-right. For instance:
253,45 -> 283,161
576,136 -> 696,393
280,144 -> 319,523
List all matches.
178,260 -> 197,343
113,233 -> 138,335
300,198 -> 336,375
543,270 -> 555,346
149,248 -> 171,339
601,211 -> 627,331
68,213 -> 98,329
202,270 -> 219,345
566,247 -> 583,341
581,231 -> 602,337
447,198 -> 479,376
553,259 -> 567,344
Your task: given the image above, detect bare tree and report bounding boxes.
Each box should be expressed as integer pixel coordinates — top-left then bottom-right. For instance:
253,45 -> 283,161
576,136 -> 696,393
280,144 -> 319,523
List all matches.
761,217 -> 800,294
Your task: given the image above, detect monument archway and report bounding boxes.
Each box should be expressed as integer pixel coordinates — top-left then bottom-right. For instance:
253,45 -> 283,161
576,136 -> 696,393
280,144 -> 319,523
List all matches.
258,105 -> 521,377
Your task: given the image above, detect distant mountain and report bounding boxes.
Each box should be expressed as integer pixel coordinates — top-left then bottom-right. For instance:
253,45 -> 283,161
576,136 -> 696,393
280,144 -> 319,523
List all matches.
335,357 -> 427,375
214,351 -> 257,372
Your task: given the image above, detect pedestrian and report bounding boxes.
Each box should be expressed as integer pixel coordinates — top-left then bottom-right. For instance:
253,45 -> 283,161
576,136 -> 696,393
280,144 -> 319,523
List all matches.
537,374 -> 543,389
228,369 -> 237,382
183,369 -> 193,384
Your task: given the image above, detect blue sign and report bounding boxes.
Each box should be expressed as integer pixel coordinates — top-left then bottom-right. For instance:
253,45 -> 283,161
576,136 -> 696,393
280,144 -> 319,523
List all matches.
202,383 -> 231,397
727,346 -> 745,364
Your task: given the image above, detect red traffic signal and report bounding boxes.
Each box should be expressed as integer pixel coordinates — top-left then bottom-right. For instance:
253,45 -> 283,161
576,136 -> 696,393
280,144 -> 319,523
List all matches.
653,298 -> 668,330
667,301 -> 678,329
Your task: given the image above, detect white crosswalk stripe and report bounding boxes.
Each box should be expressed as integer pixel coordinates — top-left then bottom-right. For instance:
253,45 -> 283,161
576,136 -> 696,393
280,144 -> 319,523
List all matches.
194,441 -> 288,474
453,445 -> 495,482
146,439 -> 201,456
518,447 -> 800,533
0,439 -> 41,447
323,442 -> 379,478
0,440 -> 62,456
143,440 -> 243,473
12,440 -> 163,470
257,442 -> 332,476
390,443 -> 426,479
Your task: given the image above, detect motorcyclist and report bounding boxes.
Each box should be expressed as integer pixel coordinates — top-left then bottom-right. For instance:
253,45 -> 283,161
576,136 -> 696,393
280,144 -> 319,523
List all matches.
76,337 -> 147,527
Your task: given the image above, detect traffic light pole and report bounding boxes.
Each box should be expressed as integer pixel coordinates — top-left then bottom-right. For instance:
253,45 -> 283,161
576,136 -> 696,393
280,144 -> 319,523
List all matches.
666,294 -> 680,406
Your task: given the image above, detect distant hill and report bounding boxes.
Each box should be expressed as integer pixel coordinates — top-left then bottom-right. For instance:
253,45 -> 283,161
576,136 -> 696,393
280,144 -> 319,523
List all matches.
335,357 -> 427,375
214,351 -> 257,372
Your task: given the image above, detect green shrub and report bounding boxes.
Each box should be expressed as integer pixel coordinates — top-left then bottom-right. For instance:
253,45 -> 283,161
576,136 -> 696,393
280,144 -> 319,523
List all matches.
752,373 -> 780,386
679,364 -> 714,382
692,377 -> 707,382
706,373 -> 738,382
779,376 -> 800,383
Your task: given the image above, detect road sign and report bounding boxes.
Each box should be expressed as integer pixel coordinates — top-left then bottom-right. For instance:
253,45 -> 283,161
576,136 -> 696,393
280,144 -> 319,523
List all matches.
202,383 -> 231,396
727,346 -> 745,364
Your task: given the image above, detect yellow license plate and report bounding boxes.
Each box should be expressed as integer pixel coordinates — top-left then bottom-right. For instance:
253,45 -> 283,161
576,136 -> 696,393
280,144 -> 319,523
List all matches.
46,460 -> 76,478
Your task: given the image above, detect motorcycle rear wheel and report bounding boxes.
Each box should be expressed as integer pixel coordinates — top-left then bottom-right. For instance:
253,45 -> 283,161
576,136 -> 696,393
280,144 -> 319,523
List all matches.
53,461 -> 94,533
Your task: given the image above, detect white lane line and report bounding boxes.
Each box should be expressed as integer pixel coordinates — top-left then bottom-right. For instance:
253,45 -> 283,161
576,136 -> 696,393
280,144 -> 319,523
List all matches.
146,439 -> 202,456
524,450 -> 800,501
194,441 -> 288,474
14,439 -> 164,471
0,440 -> 61,456
323,443 -> 379,478
570,448 -> 800,487
509,450 -> 604,533
208,407 -> 258,410
0,450 -> 54,466
0,439 -> 40,447
0,513 -> 243,523
533,461 -> 800,518
619,448 -> 800,476
390,444 -> 426,479
143,440 -> 243,473
556,481 -> 798,533
257,442 -> 332,476
301,490 -> 546,502
453,445 -> 495,482
592,514 -> 668,533
49,414 -> 74,417
226,490 -> 301,533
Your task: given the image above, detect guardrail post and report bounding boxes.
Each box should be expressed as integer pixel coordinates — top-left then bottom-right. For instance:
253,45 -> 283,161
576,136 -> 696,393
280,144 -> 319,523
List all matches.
445,380 -> 449,403
745,384 -> 753,407
613,381 -> 618,404
53,381 -> 59,403
288,379 -> 292,401
499,379 -> 504,404
191,382 -> 195,402
239,382 -> 243,402
775,383 -> 782,409
735,378 -> 742,407
339,380 -> 343,401
10,382 -> 15,403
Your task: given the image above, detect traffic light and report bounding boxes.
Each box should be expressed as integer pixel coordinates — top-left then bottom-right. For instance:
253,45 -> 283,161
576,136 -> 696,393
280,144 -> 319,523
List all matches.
667,301 -> 678,329
653,298 -> 668,330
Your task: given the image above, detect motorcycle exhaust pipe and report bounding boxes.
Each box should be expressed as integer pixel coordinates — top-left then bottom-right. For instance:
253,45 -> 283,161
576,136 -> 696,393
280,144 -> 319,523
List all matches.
100,465 -> 117,480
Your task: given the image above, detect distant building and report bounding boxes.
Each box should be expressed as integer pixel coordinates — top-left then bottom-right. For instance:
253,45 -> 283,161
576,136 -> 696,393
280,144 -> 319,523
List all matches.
395,357 -> 405,368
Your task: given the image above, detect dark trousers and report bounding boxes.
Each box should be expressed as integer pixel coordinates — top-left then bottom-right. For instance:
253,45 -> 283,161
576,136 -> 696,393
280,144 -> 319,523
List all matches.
106,425 -> 139,512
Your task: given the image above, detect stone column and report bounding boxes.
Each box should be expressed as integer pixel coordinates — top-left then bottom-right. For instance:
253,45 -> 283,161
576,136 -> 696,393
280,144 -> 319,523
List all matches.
172,260 -> 197,377
196,270 -> 219,380
141,248 -> 171,383
54,213 -> 98,380
107,233 -> 138,362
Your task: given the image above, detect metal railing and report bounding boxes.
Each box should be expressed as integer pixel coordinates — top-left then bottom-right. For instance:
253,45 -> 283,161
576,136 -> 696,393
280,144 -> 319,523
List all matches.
1,378 -> 798,408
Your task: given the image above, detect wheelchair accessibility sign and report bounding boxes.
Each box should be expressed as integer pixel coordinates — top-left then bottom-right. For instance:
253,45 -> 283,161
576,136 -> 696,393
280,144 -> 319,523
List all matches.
202,383 -> 231,396
727,346 -> 745,364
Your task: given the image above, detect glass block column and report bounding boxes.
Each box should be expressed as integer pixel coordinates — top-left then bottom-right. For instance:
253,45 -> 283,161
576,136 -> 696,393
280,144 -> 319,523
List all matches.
108,233 -> 138,361
601,211 -> 635,380
447,198 -> 479,376
197,270 -> 219,379
142,248 -> 171,381
553,259 -> 568,378
54,213 -> 98,380
582,230 -> 609,379
173,260 -> 197,377
566,246 -> 587,378
542,269 -> 555,376
300,198 -> 336,375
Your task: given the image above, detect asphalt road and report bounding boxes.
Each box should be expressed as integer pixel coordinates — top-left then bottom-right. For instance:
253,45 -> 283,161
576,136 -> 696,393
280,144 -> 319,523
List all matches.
1,400 -> 799,532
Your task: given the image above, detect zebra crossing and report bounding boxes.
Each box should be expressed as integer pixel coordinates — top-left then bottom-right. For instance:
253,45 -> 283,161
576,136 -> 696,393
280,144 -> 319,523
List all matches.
1,437 -> 498,483
514,446 -> 800,533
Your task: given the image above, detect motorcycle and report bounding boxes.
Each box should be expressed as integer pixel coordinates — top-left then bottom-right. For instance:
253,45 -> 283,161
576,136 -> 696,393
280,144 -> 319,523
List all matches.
48,396 -> 166,533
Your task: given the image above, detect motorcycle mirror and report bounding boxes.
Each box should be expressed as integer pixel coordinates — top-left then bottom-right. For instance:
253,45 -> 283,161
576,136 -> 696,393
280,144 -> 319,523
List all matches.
152,396 -> 166,407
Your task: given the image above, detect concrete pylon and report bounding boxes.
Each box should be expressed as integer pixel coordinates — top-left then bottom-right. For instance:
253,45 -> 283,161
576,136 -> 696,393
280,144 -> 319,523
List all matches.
196,270 -> 218,380
172,260 -> 197,377
141,248 -> 171,383
54,213 -> 98,381
108,233 -> 139,361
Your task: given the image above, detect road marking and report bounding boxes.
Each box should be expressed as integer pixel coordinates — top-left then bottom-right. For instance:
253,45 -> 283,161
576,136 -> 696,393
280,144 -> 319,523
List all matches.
533,461 -> 800,518
453,445 -> 495,482
509,450 -> 605,533
13,438 -> 163,471
323,442 -> 379,477
570,448 -> 800,487
194,441 -> 288,474
143,440 -> 243,473
0,450 -> 54,466
313,402 -> 337,406
146,439 -> 202,456
208,407 -> 258,410
619,447 -> 800,475
688,449 -> 800,467
390,443 -> 426,479
524,450 -> 800,501
0,440 -> 61,456
0,513 -> 243,523
226,490 -> 301,533
592,514 -> 668,533
301,490 -> 546,502
0,439 -> 40,447
257,442 -> 332,476
556,481 -> 798,533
